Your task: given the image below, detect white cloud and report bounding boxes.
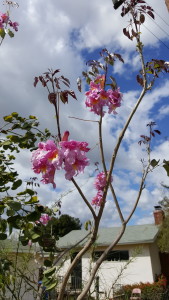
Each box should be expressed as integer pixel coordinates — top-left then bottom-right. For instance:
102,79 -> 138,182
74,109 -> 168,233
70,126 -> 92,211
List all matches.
158,105 -> 169,119
0,0 -> 169,227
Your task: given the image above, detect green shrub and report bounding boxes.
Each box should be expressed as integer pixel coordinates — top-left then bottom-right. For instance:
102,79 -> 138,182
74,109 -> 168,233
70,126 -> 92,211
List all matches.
114,276 -> 167,300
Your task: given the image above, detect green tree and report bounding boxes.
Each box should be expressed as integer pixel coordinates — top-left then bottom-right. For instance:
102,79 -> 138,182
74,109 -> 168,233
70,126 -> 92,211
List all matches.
52,214 -> 82,238
157,196 -> 169,253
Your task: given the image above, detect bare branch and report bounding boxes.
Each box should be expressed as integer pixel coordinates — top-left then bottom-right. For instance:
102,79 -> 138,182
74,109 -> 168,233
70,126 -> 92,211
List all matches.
68,116 -> 99,123
71,178 -> 96,219
109,183 -> 124,223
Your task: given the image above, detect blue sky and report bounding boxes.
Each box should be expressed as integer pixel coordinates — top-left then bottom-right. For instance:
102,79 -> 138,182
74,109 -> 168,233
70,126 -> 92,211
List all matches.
0,0 -> 169,227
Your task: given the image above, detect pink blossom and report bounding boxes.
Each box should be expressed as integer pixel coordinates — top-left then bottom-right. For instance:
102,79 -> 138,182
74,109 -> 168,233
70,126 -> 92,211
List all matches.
28,240 -> 32,246
9,20 -> 19,31
61,130 -> 69,141
59,139 -> 90,180
85,86 -> 108,116
0,12 -> 9,24
92,171 -> 113,206
0,12 -> 19,31
107,88 -> 123,114
91,190 -> 104,206
39,214 -> 51,225
31,134 -> 90,186
85,76 -> 122,116
94,75 -> 105,89
31,140 -> 61,188
94,171 -> 107,191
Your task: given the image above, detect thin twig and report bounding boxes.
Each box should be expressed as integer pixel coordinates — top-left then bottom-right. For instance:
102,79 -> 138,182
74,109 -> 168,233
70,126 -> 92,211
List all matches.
71,178 -> 96,219
54,232 -> 91,266
109,183 -> 124,223
68,116 -> 99,123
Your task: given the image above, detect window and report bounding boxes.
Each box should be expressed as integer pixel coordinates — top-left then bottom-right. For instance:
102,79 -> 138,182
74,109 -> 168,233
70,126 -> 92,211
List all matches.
93,250 -> 129,261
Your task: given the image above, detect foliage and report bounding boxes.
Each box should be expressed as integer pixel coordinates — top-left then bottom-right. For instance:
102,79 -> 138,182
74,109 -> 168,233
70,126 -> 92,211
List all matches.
52,214 -> 82,238
0,1 -> 19,46
157,196 -> 169,253
0,240 -> 39,300
116,276 -> 167,300
0,112 -> 60,254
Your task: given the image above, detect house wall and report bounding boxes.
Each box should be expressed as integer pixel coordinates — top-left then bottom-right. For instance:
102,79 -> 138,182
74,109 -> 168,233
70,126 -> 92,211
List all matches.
149,242 -> 161,280
56,242 -> 160,299
81,244 -> 156,298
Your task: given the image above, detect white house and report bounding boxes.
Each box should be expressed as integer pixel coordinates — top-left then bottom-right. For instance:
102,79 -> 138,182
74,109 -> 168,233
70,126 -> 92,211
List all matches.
57,207 -> 165,298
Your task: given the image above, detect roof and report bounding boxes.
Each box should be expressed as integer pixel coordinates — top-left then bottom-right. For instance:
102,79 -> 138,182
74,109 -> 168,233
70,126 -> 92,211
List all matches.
58,224 -> 159,249
0,239 -> 40,254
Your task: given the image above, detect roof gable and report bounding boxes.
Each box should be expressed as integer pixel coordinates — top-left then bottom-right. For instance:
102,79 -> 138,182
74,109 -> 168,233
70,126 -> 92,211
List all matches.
58,224 -> 159,248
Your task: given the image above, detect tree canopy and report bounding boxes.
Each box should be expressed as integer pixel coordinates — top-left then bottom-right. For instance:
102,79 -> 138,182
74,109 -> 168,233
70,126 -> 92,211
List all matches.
157,196 -> 169,253
52,214 -> 82,238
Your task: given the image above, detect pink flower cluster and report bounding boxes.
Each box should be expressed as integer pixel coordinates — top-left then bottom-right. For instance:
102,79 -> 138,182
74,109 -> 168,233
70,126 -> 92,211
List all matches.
31,140 -> 61,188
31,132 -> 90,188
39,214 -> 51,225
92,172 -> 112,206
59,139 -> 90,180
85,75 -> 122,116
0,12 -> 19,31
9,20 -> 19,31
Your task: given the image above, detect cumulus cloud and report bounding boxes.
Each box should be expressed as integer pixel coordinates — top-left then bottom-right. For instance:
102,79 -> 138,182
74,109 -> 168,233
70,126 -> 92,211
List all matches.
0,0 -> 169,227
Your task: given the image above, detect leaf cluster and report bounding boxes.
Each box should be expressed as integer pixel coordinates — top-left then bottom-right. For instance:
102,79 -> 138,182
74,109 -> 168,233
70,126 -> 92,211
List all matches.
0,112 -> 53,194
138,122 -> 169,175
0,112 -> 57,244
0,28 -> 15,40
138,122 -> 161,146
42,266 -> 57,291
122,1 -> 154,40
137,59 -> 169,88
82,48 -> 124,89
34,69 -> 77,105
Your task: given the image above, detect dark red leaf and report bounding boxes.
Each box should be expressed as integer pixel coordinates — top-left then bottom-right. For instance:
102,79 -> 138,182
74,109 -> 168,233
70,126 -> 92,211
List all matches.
114,53 -> 124,63
77,77 -> 82,92
54,78 -> 60,89
136,75 -> 144,86
48,93 -> 56,104
62,81 -> 70,88
60,91 -> 68,104
60,76 -> 70,85
34,77 -> 39,87
123,28 -> 131,40
147,11 -> 154,19
140,14 -> 145,24
67,90 -> 77,100
154,130 -> 161,135
123,28 -> 127,35
52,69 -> 60,77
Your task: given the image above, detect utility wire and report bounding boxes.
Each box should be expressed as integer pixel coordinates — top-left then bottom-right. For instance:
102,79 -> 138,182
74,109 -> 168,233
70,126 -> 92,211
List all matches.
146,0 -> 169,27
143,24 -> 169,51
153,10 -> 169,28
146,14 -> 169,38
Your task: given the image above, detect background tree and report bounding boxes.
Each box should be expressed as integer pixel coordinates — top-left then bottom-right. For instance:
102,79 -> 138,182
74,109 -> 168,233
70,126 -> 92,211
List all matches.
0,239 -> 40,300
52,214 -> 82,238
157,189 -> 169,253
